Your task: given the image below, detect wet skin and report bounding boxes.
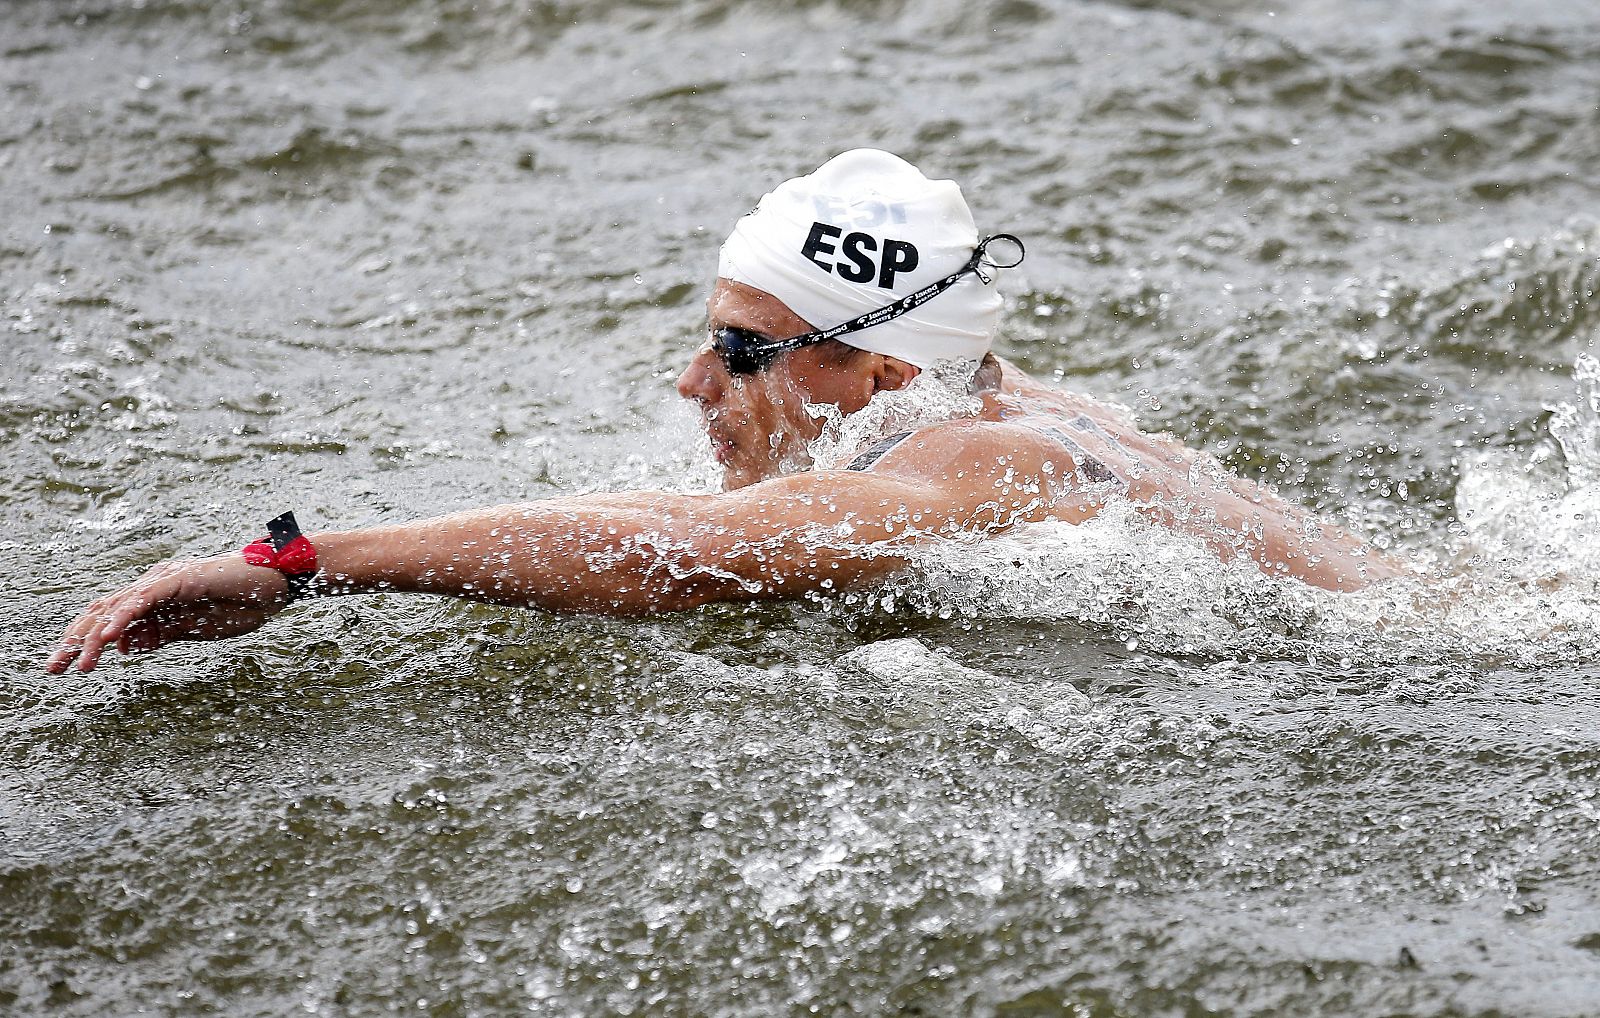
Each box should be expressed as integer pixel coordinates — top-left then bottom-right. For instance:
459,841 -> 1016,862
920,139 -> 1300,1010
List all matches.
46,282 -> 1407,674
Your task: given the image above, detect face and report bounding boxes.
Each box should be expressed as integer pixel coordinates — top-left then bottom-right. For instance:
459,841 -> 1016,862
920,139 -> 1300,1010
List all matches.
675,279 -> 917,490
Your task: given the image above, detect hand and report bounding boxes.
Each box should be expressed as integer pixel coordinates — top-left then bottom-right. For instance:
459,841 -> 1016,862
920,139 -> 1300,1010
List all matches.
46,555 -> 290,674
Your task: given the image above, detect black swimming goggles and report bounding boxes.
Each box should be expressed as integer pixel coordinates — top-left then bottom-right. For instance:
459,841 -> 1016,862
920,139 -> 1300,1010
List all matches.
709,233 -> 1026,375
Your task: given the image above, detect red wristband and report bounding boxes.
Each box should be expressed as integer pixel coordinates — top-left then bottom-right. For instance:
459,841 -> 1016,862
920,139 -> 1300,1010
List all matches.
242,535 -> 317,574
241,511 -> 319,602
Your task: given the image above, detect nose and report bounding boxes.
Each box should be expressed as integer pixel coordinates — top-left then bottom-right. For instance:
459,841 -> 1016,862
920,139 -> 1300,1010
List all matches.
676,346 -> 729,404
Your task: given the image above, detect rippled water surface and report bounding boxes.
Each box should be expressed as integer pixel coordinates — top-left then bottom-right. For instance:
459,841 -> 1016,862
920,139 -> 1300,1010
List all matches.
7,0 -> 1600,1014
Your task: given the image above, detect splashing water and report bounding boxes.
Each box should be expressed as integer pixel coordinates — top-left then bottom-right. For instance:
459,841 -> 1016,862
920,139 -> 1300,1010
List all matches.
806,358 -> 984,471
798,354 -> 1600,670
888,506 -> 1600,669
1549,353 -> 1600,490
1456,351 -> 1600,577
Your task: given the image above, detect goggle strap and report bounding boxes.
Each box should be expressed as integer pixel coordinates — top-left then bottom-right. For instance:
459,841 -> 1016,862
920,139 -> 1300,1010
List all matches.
767,233 -> 1026,354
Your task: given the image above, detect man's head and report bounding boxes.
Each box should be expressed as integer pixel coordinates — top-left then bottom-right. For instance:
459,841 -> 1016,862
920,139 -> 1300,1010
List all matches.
677,149 -> 1007,490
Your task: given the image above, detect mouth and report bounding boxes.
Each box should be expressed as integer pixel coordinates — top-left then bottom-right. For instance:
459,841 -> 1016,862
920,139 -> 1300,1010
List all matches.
703,419 -> 739,465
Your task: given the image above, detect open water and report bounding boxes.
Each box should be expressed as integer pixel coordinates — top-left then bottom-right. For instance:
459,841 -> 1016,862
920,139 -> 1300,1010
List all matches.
6,0 -> 1600,1014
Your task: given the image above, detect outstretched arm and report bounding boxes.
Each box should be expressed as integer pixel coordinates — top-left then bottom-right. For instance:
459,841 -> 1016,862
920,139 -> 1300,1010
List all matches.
46,458 -> 1035,673
297,472 -> 977,613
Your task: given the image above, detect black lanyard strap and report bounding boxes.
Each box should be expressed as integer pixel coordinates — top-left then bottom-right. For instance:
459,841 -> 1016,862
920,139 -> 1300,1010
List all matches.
771,233 -> 1027,354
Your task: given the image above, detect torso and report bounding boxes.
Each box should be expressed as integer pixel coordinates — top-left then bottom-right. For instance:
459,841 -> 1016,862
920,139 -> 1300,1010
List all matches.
981,362 -> 1255,514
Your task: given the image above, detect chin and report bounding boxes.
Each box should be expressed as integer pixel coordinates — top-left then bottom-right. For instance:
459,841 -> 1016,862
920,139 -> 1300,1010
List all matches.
720,462 -> 768,491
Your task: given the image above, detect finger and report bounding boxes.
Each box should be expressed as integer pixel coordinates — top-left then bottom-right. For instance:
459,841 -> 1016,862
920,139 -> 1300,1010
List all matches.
105,569 -> 192,643
47,598 -> 118,673
45,645 -> 77,674
77,580 -> 177,672
69,602 -> 127,673
47,622 -> 89,671
77,607 -> 145,672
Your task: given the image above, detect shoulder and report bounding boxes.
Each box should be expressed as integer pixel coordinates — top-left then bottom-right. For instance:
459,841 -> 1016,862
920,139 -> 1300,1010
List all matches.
721,419 -> 1089,535
850,417 -> 1082,481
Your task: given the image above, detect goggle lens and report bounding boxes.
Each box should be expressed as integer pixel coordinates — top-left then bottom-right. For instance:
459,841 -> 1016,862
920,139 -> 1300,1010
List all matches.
710,327 -> 782,375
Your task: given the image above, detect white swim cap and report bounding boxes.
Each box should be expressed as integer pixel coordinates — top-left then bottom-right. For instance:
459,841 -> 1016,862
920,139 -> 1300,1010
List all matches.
717,149 -> 1003,370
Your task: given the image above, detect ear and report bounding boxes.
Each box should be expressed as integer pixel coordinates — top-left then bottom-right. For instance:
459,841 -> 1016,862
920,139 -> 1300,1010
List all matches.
873,356 -> 920,394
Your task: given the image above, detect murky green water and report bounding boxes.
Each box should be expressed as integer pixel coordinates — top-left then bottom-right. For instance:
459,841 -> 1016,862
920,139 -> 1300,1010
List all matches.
7,0 -> 1600,1014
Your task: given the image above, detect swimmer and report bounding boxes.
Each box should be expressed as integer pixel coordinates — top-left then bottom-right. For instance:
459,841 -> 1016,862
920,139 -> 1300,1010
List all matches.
46,149 -> 1408,674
